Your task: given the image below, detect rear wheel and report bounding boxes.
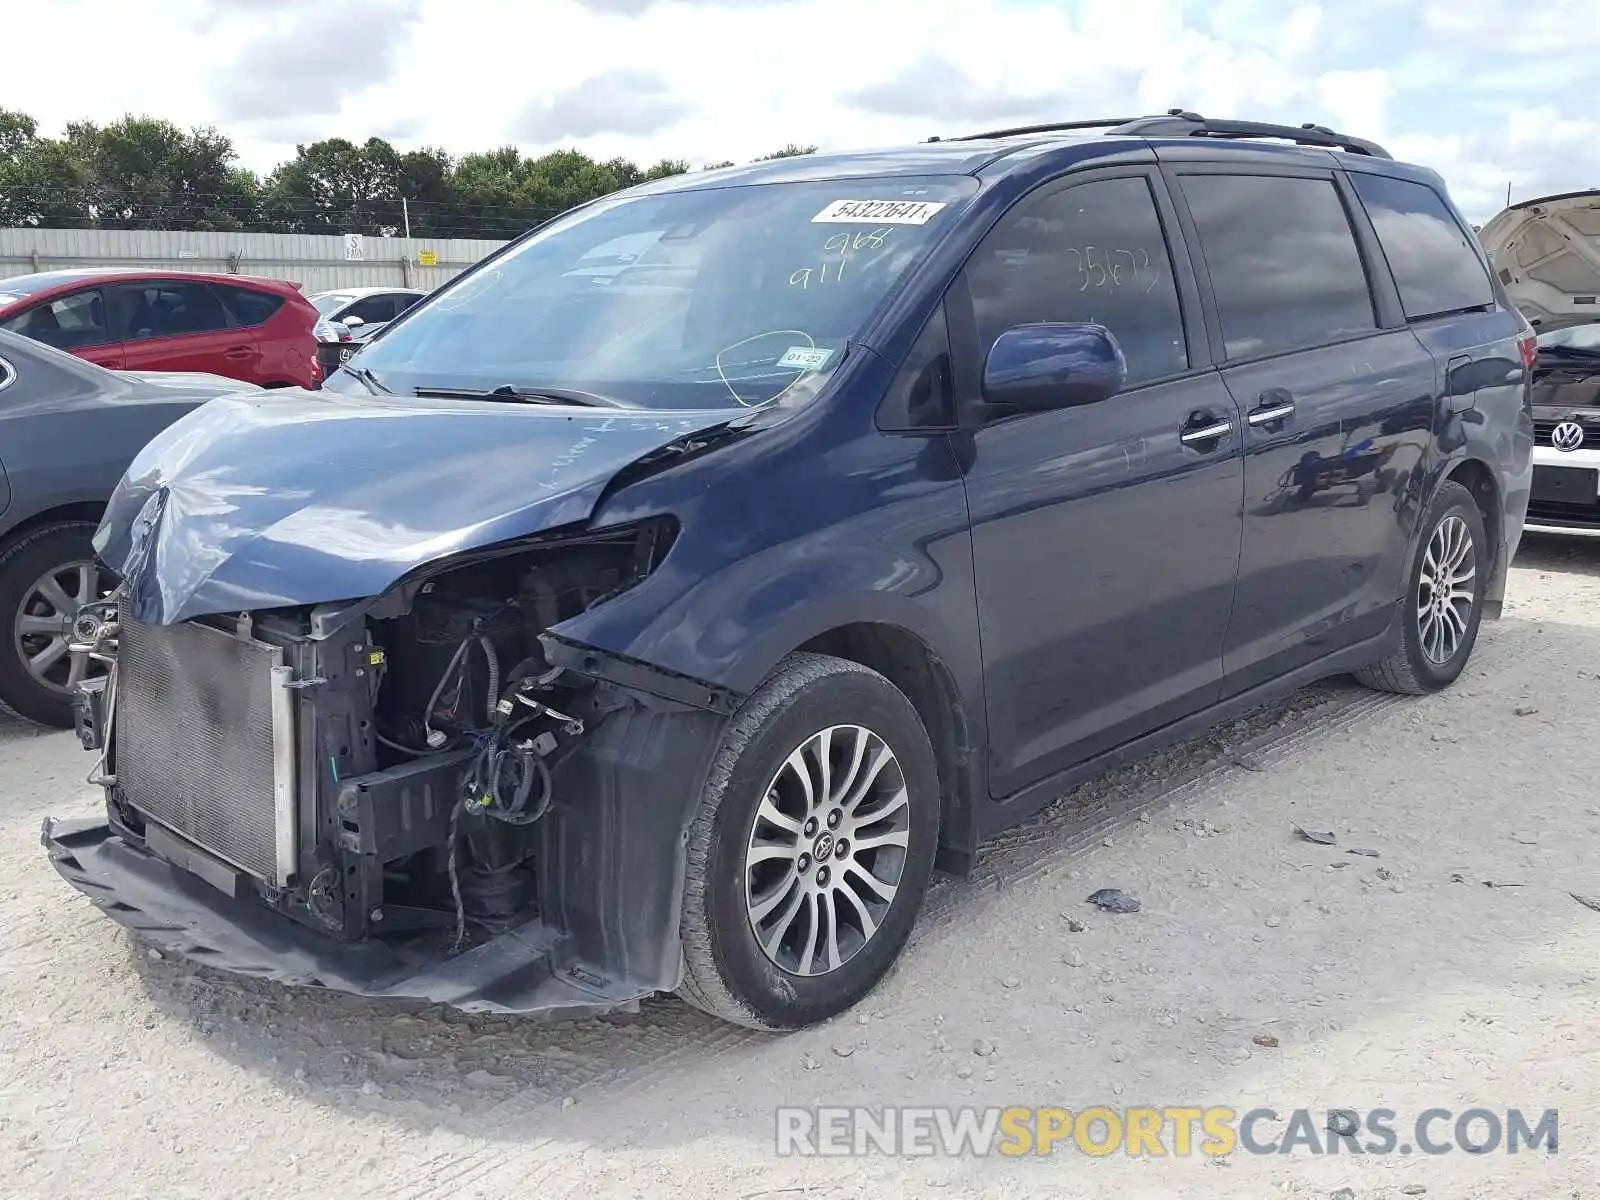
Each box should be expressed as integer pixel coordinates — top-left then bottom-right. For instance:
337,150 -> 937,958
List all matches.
0,521 -> 111,727
678,652 -> 941,1030
1355,480 -> 1487,695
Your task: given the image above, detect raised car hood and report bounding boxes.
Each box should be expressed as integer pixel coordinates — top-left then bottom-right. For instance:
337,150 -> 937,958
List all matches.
96,389 -> 739,626
1480,190 -> 1600,332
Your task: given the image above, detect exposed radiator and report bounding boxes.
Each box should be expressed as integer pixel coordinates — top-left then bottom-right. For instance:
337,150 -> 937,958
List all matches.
115,607 -> 298,885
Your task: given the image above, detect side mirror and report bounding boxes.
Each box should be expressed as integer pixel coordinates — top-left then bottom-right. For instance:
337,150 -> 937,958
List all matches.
981,323 -> 1126,414
341,315 -> 365,328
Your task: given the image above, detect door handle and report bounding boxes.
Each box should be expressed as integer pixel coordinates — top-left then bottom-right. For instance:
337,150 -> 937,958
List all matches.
1247,402 -> 1296,427
224,346 -> 254,360
1247,389 -> 1296,428
1179,418 -> 1232,447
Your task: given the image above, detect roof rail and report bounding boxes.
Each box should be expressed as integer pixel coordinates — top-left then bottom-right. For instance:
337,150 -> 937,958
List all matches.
932,109 -> 1391,158
1112,109 -> 1392,158
932,118 -> 1140,143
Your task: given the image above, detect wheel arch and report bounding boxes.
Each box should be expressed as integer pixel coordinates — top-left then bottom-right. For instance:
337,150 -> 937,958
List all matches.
796,621 -> 981,874
0,500 -> 105,549
1439,455 -> 1505,613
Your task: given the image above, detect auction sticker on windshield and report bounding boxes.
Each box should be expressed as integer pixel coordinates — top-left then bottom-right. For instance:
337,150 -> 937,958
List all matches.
812,199 -> 947,225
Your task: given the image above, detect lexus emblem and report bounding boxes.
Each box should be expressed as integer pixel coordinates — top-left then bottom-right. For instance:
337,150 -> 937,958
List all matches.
1552,421 -> 1585,452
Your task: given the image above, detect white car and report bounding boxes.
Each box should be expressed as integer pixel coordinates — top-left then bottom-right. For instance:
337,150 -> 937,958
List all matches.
1481,190 -> 1600,537
309,286 -> 427,373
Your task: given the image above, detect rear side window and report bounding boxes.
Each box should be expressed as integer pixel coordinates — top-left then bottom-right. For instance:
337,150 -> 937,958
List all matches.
965,175 -> 1189,385
1180,174 -> 1376,359
1348,172 -> 1494,320
218,285 -> 285,327
1,288 -> 112,350
114,282 -> 230,341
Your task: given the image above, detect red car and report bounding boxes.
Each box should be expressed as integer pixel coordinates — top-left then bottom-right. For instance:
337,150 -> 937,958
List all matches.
0,268 -> 321,389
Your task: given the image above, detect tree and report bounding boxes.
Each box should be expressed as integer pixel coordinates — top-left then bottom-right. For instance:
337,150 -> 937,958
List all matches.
0,109 -> 38,159
262,137 -> 405,234
64,116 -> 257,229
0,113 -> 91,227
393,146 -> 455,236
0,106 -> 826,236
755,143 -> 817,161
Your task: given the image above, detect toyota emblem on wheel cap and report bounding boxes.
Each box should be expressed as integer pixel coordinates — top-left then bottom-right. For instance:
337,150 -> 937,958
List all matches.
1552,420 -> 1585,451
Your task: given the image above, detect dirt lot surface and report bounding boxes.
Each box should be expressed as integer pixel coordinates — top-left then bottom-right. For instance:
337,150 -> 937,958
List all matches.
2,538 -> 1596,1199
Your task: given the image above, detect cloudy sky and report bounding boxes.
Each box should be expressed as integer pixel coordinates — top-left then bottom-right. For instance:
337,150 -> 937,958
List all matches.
1,0 -> 1593,222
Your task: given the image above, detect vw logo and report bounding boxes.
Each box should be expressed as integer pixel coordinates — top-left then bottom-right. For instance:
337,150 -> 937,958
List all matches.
1552,421 -> 1585,452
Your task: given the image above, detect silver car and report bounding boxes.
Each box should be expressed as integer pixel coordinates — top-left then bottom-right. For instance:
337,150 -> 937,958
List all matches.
0,328 -> 258,725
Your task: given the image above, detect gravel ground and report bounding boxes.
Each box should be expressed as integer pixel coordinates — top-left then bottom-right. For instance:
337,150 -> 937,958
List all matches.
2,537 -> 1597,1199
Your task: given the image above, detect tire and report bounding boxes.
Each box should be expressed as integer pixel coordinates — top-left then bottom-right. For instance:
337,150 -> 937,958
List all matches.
1355,480 -> 1487,696
677,652 -> 941,1030
0,521 -> 108,728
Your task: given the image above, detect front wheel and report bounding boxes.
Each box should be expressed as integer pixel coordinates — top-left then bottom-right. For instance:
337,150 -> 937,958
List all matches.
677,652 -> 941,1030
0,521 -> 112,727
1355,479 -> 1487,695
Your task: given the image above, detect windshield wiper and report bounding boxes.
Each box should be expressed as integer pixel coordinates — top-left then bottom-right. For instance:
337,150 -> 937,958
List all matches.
340,364 -> 391,395
1542,344 -> 1600,359
412,383 -> 614,407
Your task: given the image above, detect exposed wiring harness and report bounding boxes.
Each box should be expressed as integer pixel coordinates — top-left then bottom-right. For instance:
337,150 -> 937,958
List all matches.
461,729 -> 554,826
446,673 -> 578,951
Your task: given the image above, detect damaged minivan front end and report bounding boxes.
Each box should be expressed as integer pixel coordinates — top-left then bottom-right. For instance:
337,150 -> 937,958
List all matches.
42,164 -> 985,1028
44,391 -> 754,1018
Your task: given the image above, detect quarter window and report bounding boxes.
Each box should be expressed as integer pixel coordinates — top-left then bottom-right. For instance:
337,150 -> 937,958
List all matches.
1349,172 -> 1494,321
965,176 -> 1189,385
217,285 -> 285,327
1180,174 -> 1376,360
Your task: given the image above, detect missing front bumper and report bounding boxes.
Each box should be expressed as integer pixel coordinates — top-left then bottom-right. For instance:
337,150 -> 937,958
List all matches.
40,816 -> 646,1019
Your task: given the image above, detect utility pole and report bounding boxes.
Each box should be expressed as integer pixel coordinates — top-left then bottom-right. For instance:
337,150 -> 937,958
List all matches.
1506,182 -> 1512,208
402,197 -> 412,239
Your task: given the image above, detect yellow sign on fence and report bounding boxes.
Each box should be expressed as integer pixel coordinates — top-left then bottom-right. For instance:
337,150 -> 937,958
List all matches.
417,250 -> 438,267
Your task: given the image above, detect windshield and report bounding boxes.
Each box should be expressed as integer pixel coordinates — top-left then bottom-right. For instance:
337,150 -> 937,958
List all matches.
351,175 -> 977,409
1537,324 -> 1600,352
312,292 -> 358,316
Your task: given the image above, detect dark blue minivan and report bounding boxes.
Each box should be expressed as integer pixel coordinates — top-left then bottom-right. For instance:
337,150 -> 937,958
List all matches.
47,112 -> 1534,1029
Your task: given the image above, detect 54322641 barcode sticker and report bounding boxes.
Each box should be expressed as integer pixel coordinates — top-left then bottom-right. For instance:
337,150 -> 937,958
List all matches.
811,199 -> 947,225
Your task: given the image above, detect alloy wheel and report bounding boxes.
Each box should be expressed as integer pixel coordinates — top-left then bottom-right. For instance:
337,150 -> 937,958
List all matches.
1417,514 -> 1475,666
13,559 -> 110,696
744,724 -> 912,977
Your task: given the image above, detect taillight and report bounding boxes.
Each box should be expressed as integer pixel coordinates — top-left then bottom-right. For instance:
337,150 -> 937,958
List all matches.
1518,332 -> 1537,371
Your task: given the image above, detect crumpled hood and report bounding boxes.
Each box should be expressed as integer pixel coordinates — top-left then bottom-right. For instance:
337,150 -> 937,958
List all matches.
1480,190 -> 1600,332
97,389 -> 739,625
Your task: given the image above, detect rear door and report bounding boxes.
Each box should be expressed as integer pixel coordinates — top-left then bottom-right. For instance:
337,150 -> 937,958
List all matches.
108,280 -> 251,378
0,288 -> 123,368
1167,165 -> 1437,694
954,167 -> 1245,797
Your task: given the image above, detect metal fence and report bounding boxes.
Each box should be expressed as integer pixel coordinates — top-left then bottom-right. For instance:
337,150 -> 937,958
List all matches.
0,227 -> 510,293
